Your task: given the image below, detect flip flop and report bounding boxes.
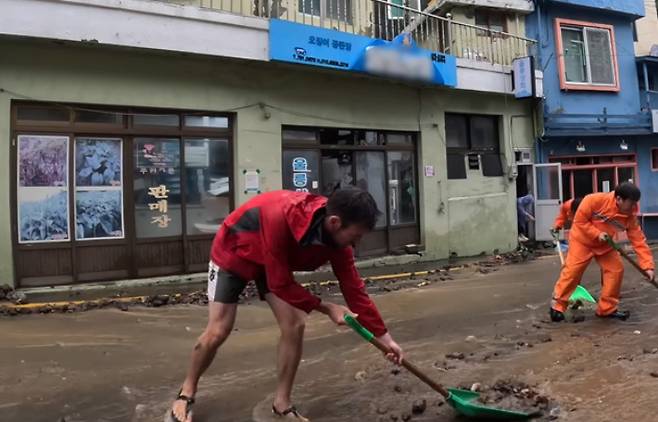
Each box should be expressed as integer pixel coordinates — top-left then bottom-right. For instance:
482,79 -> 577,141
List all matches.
164,390 -> 195,422
272,405 -> 310,421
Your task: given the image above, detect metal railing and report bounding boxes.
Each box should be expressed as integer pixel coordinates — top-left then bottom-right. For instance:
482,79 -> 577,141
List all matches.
151,0 -> 537,65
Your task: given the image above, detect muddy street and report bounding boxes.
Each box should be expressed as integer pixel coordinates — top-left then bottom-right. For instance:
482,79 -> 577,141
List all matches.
2,252 -> 658,422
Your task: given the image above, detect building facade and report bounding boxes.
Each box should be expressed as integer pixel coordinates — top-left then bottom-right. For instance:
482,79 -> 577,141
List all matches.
527,0 -> 658,240
0,0 -> 539,288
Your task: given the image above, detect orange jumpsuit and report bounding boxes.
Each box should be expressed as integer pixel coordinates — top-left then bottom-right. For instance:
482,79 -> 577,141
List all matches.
551,192 -> 655,316
553,199 -> 574,230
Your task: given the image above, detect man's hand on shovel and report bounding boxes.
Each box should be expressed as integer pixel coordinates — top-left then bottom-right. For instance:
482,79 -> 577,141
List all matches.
645,270 -> 655,283
376,332 -> 404,365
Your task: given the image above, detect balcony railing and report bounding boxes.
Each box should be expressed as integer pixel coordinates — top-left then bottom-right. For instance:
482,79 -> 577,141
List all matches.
154,0 -> 537,66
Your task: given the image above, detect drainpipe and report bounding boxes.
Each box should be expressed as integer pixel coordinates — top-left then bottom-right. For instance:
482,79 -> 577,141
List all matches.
643,61 -> 651,110
533,0 -> 545,164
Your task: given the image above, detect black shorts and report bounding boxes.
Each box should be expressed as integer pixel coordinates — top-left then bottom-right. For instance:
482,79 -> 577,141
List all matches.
207,261 -> 270,303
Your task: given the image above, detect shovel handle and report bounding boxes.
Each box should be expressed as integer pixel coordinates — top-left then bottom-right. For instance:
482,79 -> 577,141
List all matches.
606,237 -> 658,289
551,231 -> 565,266
344,315 -> 451,399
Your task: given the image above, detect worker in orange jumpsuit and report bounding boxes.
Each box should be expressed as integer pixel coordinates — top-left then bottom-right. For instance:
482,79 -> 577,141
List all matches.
550,183 -> 655,322
552,197 -> 583,232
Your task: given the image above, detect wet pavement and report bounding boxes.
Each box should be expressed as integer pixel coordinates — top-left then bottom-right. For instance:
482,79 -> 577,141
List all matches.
2,250 -> 658,421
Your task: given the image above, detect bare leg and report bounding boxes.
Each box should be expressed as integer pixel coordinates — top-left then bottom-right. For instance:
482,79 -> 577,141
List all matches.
265,293 -> 308,413
171,302 -> 237,422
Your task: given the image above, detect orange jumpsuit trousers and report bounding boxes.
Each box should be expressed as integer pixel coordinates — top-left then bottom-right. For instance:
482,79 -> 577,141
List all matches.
552,238 -> 623,316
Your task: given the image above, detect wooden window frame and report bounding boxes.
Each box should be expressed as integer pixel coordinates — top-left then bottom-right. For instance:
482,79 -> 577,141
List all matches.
445,113 -> 503,179
549,153 -> 638,198
10,101 -> 235,287
555,18 -> 620,92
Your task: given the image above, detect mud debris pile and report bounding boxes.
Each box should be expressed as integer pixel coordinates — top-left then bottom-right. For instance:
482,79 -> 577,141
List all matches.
466,379 -> 551,416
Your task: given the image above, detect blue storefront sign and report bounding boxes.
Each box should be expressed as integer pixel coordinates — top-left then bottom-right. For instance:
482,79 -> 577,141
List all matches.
270,19 -> 457,87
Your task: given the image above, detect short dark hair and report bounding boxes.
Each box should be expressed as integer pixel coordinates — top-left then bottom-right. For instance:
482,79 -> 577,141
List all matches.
571,197 -> 583,214
326,188 -> 380,230
614,182 -> 641,202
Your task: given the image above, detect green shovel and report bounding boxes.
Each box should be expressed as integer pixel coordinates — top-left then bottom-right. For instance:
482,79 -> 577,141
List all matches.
344,315 -> 538,419
551,231 -> 597,305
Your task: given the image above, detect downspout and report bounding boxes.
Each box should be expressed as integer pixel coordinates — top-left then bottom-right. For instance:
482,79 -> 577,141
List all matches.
534,0 -> 545,164
643,61 -> 651,110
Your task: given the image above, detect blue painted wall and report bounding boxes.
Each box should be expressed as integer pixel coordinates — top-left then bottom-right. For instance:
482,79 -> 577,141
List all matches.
548,0 -> 645,18
527,2 -> 643,117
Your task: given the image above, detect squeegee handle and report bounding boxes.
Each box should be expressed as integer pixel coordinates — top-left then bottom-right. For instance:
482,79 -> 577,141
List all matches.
344,315 -> 451,398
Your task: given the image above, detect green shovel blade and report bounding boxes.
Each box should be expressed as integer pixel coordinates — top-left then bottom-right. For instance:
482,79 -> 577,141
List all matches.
447,389 -> 537,419
569,285 -> 597,304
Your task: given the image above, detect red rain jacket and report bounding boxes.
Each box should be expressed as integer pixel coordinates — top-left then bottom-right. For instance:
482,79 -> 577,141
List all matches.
210,190 -> 387,336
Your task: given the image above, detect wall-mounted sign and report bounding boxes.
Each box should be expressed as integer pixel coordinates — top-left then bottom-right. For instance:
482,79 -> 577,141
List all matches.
244,169 -> 261,194
512,56 -> 535,99
270,20 -> 457,87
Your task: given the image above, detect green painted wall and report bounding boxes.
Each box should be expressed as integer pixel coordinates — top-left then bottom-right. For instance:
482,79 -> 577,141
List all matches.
0,38 -> 533,287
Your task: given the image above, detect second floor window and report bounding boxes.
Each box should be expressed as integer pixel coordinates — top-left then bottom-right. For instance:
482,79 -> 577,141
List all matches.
556,19 -> 619,91
475,10 -> 507,36
299,0 -> 353,23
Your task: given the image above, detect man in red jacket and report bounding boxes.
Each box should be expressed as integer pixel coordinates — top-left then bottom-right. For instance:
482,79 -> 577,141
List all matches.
169,189 -> 403,422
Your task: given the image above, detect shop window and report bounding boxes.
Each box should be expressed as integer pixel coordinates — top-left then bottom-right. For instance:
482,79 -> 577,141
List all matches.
283,129 -> 319,145
134,113 -> 180,127
75,109 -> 123,125
184,139 -> 231,235
445,113 -> 502,179
75,137 -> 124,240
184,115 -> 228,128
553,154 -> 637,199
281,126 -> 419,255
388,151 -> 416,225
12,102 -> 232,287
555,19 -> 619,91
320,128 -> 356,146
134,138 -> 182,238
652,148 -> 658,171
573,169 -> 593,198
385,133 -> 413,145
356,151 -> 387,227
17,135 -> 70,243
618,167 -> 635,184
596,167 -> 615,193
16,105 -> 70,124
356,131 -> 383,146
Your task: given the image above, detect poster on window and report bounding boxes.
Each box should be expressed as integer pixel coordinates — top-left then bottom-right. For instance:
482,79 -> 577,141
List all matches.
17,135 -> 70,243
75,190 -> 124,240
136,138 -> 180,170
18,135 -> 68,187
18,188 -> 70,243
75,138 -> 122,187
